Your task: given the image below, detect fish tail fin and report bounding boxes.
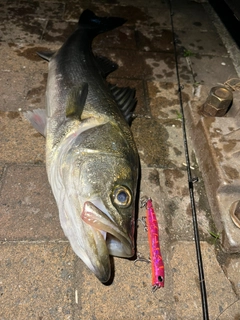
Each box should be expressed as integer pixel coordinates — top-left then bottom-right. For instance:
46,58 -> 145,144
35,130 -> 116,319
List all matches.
78,9 -> 126,35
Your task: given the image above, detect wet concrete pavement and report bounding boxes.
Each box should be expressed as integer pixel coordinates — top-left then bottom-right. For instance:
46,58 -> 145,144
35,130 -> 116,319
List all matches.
1,0 -> 240,319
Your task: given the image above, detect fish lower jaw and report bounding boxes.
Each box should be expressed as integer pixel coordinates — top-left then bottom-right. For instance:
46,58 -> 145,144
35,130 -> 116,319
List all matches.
106,234 -> 134,258
99,230 -> 131,257
81,201 -> 134,258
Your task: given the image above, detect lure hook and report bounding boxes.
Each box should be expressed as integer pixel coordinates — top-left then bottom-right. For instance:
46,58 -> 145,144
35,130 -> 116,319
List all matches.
134,252 -> 151,266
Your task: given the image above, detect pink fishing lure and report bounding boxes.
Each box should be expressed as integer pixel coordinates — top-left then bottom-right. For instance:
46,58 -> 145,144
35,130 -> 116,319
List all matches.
145,198 -> 164,291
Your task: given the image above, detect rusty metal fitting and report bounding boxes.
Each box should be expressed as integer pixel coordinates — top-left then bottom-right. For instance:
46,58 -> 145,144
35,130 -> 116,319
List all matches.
201,85 -> 233,117
230,200 -> 240,229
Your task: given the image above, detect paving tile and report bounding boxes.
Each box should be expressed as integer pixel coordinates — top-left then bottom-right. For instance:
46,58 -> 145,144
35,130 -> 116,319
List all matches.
171,241 -> 239,320
1,0 -> 240,319
190,55 -> 238,86
159,168 -> 194,241
160,167 -> 212,241
184,87 -> 240,252
89,3 -> 171,29
0,43 -> 47,112
132,117 -> 171,168
171,0 -> 216,32
147,81 -> 193,119
0,165 -> 5,179
74,245 -> 176,320
94,0 -> 167,8
94,26 -> 137,51
64,1 -> 97,21
176,29 -> 228,57
132,117 -> 186,168
224,257 -> 240,297
217,300 -> 240,320
42,20 -> 76,45
94,49 -> 191,82
144,54 -> 193,82
5,1 -> 65,20
143,6 -> 171,29
1,15 -> 46,44
137,167 -> 168,246
0,165 -> 64,241
0,112 -> 45,164
0,242 -> 74,320
0,166 -> 6,194
72,167 -> 174,319
93,48 -> 164,81
136,27 -> 174,53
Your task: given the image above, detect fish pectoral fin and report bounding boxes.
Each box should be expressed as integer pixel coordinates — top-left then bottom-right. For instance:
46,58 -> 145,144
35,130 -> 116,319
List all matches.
66,83 -> 89,119
37,51 -> 55,62
95,55 -> 118,77
23,108 -> 47,137
109,84 -> 137,124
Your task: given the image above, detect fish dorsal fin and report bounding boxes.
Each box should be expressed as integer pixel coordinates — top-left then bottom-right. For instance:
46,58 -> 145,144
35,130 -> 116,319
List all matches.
95,55 -> 118,77
109,84 -> 137,124
66,83 -> 88,119
37,51 -> 55,62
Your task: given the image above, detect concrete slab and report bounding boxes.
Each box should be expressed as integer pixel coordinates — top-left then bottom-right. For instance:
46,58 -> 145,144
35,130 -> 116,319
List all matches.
1,0 -> 240,319
147,81 -> 193,119
0,43 -> 47,112
185,86 -> 240,252
73,167 -> 175,319
74,250 -> 175,320
0,16 -> 45,44
0,165 -> 64,241
144,54 -> 192,82
3,1 -> 65,20
176,29 -> 228,57
172,0 -> 216,32
42,21 -> 76,45
224,257 -> 240,297
132,117 -> 186,168
0,242 -> 74,320
190,55 -> 238,86
171,241 -> 239,320
94,26 -> 137,51
136,27 -> 174,53
94,48 -> 189,82
0,112 -> 45,164
159,168 -> 195,241
138,167 -> 168,246
64,2 -> 170,28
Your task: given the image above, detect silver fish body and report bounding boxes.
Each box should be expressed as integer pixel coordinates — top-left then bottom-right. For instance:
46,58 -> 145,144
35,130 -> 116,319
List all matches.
25,10 -> 139,283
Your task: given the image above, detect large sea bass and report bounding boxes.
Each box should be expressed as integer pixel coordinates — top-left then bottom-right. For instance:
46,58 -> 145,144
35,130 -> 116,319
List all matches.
25,9 -> 139,283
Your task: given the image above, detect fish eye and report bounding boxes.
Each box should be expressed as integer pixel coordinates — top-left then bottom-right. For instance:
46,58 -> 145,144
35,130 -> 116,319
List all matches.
112,186 -> 132,208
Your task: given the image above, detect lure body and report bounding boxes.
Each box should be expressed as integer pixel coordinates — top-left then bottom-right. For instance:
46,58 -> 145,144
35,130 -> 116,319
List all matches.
146,199 -> 164,290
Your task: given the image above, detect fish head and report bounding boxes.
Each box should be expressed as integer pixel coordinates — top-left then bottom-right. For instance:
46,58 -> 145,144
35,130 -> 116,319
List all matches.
60,150 -> 139,283
81,154 -> 138,254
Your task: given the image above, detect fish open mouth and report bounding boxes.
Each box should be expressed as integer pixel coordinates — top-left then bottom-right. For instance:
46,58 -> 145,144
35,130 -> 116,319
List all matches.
81,201 -> 134,258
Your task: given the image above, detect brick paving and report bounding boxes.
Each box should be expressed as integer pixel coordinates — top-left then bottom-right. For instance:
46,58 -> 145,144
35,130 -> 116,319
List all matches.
1,1 -> 240,319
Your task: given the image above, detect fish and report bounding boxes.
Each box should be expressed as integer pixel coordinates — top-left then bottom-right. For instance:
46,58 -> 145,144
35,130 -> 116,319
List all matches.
24,9 -> 139,283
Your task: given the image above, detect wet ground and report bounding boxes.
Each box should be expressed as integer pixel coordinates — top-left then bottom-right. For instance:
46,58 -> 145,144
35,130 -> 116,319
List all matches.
1,0 -> 240,319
